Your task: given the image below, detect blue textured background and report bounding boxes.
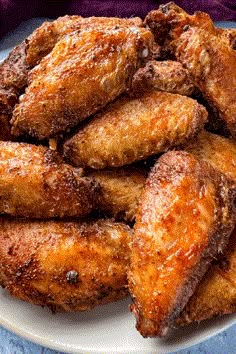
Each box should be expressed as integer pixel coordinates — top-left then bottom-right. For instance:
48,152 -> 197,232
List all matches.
1,18 -> 236,354
0,324 -> 236,353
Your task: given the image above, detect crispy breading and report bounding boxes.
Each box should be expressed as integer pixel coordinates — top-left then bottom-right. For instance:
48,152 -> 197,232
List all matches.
129,151 -> 236,337
26,15 -> 143,67
0,41 -> 29,140
131,60 -> 195,96
175,27 -> 236,138
11,27 -> 153,140
178,228 -> 236,325
88,167 -> 148,222
185,131 -> 236,182
64,90 -> 207,169
0,218 -> 132,311
0,141 -> 98,218
145,2 -> 216,46
145,3 -> 236,138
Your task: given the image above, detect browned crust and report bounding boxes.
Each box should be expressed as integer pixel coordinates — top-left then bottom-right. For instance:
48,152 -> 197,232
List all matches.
129,151 -> 236,337
0,141 -> 99,218
0,218 -> 132,311
64,91 -> 207,169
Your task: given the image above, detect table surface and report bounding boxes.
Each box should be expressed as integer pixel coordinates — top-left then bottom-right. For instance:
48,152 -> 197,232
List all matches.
1,18 -> 236,354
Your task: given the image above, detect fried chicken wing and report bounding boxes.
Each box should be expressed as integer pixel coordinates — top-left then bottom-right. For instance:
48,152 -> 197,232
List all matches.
11,27 -> 153,140
64,90 -> 207,169
129,151 -> 236,337
175,27 -> 236,137
178,227 -> 236,325
145,4 -> 236,138
0,218 -> 132,311
26,15 -> 143,67
131,60 -> 195,97
185,131 -> 236,182
0,41 -> 29,140
88,167 -> 148,222
0,141 -> 98,218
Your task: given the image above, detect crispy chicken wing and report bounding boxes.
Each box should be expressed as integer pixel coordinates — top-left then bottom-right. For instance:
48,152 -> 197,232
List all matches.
88,167 -> 148,222
178,227 -> 236,325
185,131 -> 236,182
64,90 -> 207,169
26,15 -> 143,67
0,41 -> 29,140
131,60 -> 195,97
11,27 -> 153,140
129,151 -> 236,337
0,141 -> 98,218
0,218 -> 132,311
145,3 -> 236,138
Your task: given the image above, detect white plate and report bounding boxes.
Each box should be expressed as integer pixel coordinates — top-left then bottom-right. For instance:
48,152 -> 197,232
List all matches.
1,288 -> 236,354
0,19 -> 236,354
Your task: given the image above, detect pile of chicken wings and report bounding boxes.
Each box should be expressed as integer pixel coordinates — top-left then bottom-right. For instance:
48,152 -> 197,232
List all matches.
0,2 -> 236,338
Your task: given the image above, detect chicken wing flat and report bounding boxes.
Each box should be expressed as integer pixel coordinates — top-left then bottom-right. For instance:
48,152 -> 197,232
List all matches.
64,90 -> 207,169
145,4 -> 236,138
185,131 -> 236,182
0,141 -> 98,218
88,167 -> 148,222
129,151 -> 236,337
0,218 -> 132,311
0,41 -> 29,140
11,27 -> 153,140
26,15 -> 143,67
178,227 -> 236,325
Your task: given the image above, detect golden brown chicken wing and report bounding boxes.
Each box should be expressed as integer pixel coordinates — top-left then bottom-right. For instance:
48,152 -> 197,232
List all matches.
178,227 -> 236,325
64,90 -> 207,169
185,131 -> 236,182
26,15 -> 143,67
131,60 -> 195,97
129,151 -> 236,337
11,27 -> 153,140
88,167 -> 148,222
0,41 -> 29,140
0,218 -> 132,311
0,141 -> 98,218
145,4 -> 236,138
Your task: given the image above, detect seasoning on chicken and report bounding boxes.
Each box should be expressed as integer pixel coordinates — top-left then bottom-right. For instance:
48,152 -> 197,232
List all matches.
185,131 -> 236,182
26,15 -> 143,67
64,90 -> 207,169
178,227 -> 236,325
88,166 -> 148,222
129,151 -> 236,337
0,218 -> 132,311
131,60 -> 195,97
11,27 -> 153,140
0,141 -> 98,218
145,3 -> 236,138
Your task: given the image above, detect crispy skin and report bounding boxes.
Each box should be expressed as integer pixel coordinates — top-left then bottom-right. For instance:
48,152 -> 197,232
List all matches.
185,131 -> 236,182
129,151 -> 236,337
131,60 -> 195,96
11,27 -> 153,140
0,141 -> 98,218
178,227 -> 236,325
64,90 -> 207,169
26,15 -> 143,67
175,27 -> 236,138
0,41 -> 29,140
145,2 -> 216,46
145,3 -> 236,138
88,167 -> 148,222
0,218 -> 132,311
